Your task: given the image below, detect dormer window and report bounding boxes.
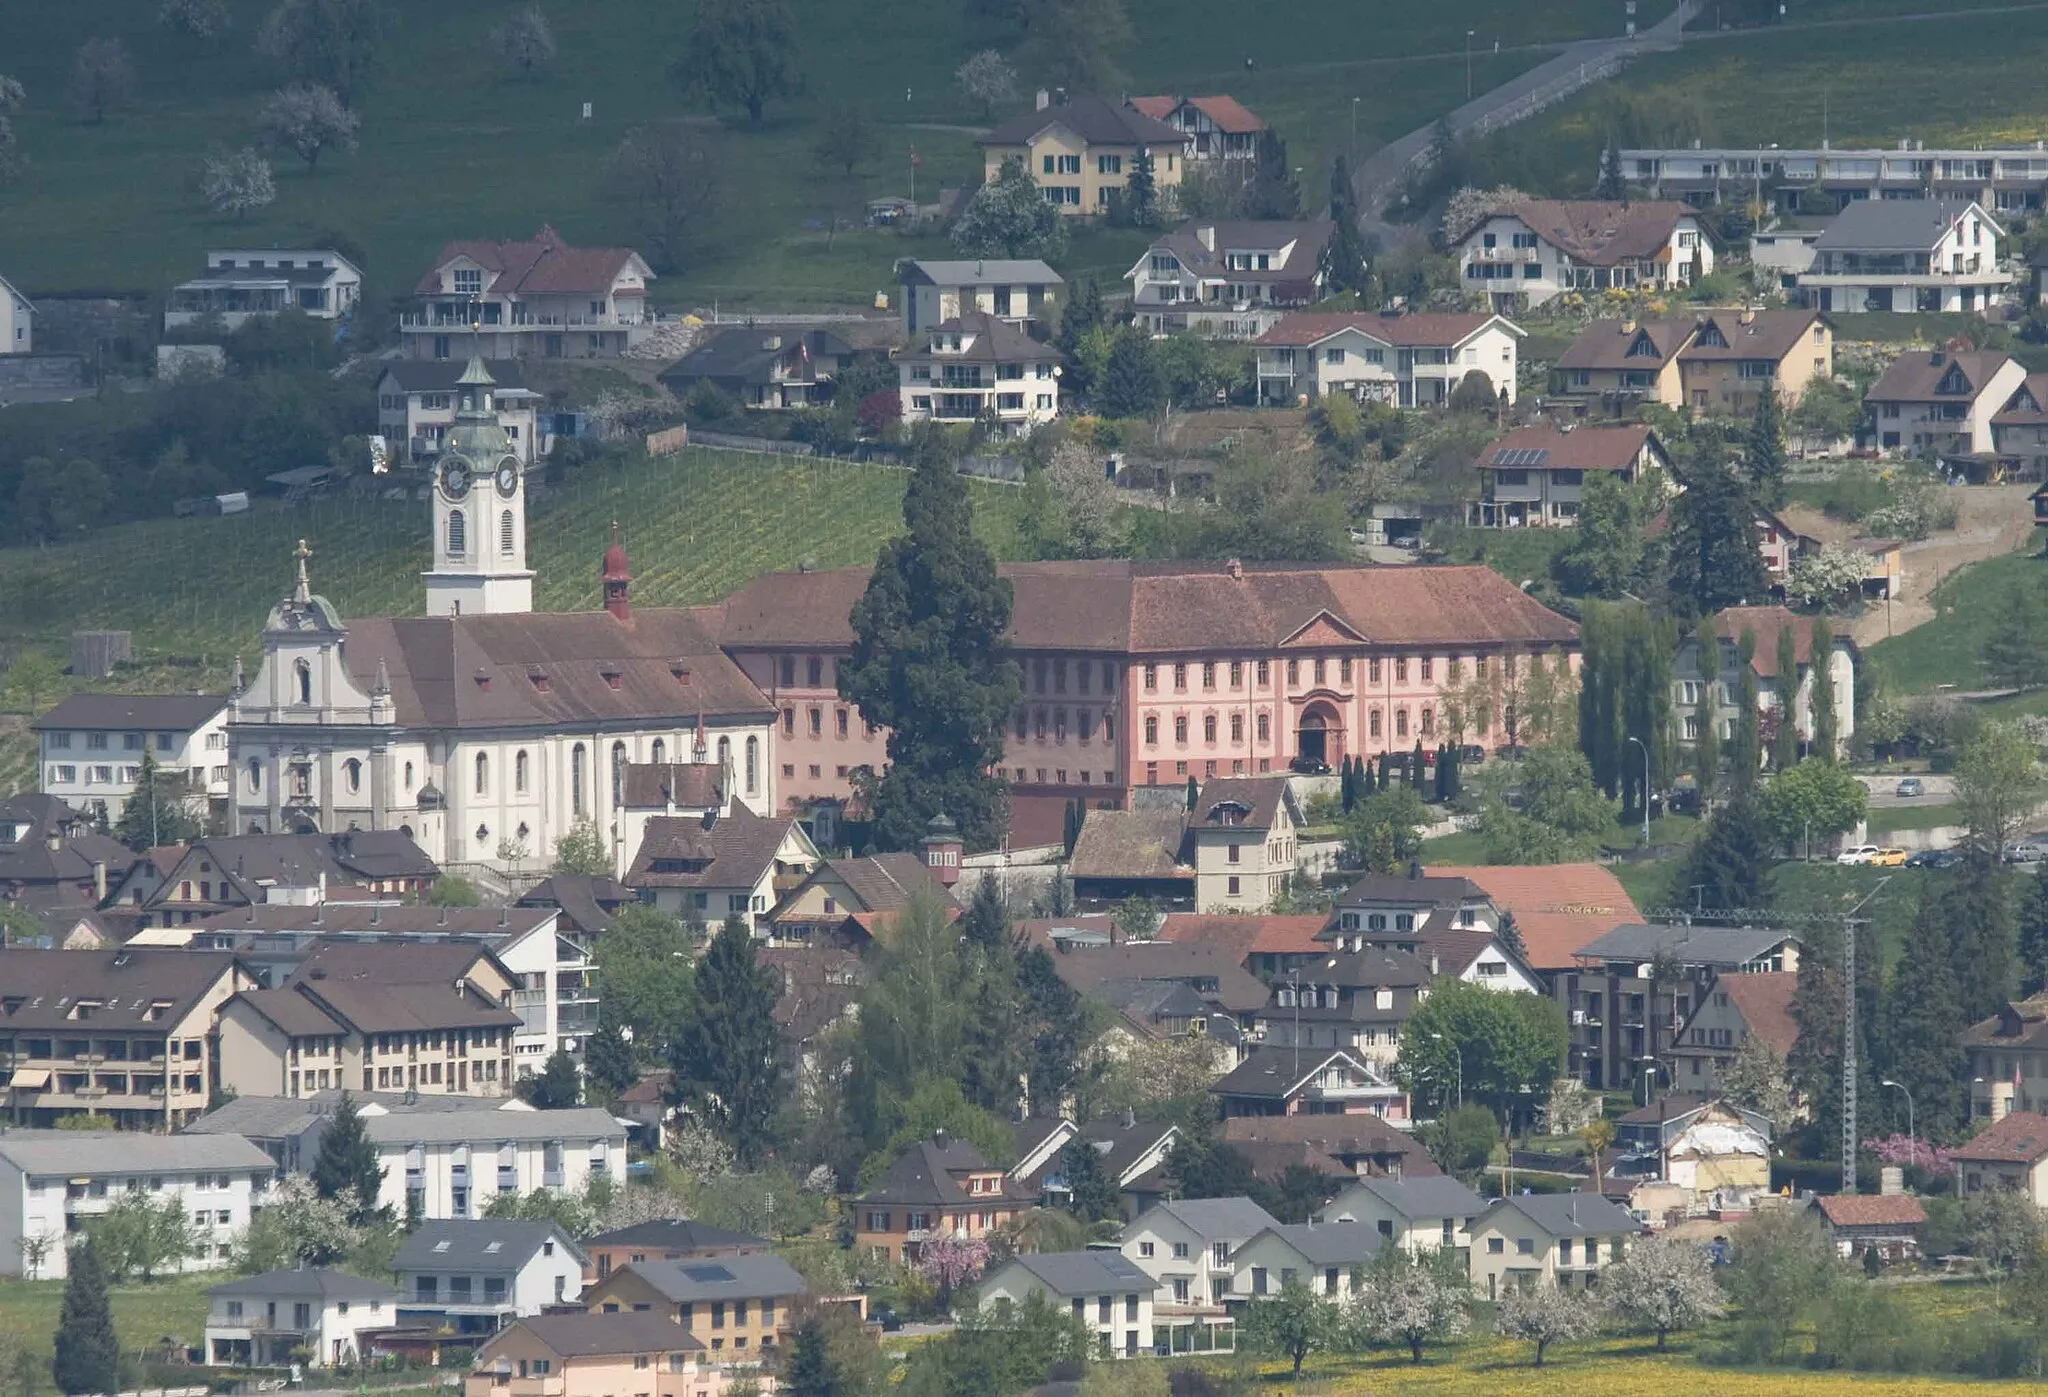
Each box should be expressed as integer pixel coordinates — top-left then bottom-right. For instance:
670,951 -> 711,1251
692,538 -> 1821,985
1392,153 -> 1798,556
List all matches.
453,268 -> 483,295
602,670 -> 622,690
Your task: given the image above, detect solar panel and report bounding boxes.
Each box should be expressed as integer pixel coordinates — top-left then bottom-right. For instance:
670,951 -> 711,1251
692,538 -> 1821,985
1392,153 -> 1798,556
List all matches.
1491,447 -> 1551,468
682,1264 -> 735,1284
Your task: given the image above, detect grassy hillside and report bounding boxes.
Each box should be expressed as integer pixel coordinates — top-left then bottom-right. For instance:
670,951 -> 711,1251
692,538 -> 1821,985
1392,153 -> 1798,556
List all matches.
0,0 -> 1664,307
1865,540 -> 2048,696
1460,7 -> 2048,197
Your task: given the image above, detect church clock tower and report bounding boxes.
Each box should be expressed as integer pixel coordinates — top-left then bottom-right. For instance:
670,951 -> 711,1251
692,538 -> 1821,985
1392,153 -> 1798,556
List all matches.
423,355 -> 534,616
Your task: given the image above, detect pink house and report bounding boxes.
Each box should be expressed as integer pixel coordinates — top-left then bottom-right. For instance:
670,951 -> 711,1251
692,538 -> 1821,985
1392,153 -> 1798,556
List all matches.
706,560 -> 1578,820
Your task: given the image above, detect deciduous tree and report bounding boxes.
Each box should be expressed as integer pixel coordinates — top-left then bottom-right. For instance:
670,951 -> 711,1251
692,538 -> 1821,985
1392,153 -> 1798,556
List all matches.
954,49 -> 1016,119
1474,744 -> 1616,865
1719,1033 -> 1796,1137
255,0 -> 384,104
1772,626 -> 1800,771
260,80 -> 359,169
1020,0 -> 1132,93
1603,1234 -> 1723,1349
69,38 -> 136,124
1243,1279 -> 1344,1378
1553,473 -> 1658,599
88,1192 -> 198,1282
605,124 -> 723,275
669,0 -> 799,126
1345,1248 -> 1469,1363
593,903 -> 697,1059
160,0 -> 233,40
839,436 -> 1022,851
952,154 -> 1070,261
1396,979 -> 1566,1125
551,819 -> 611,876
1759,758 -> 1866,855
1954,721 -> 2039,856
1494,1281 -> 1599,1366
489,3 -> 556,76
198,145 -> 276,219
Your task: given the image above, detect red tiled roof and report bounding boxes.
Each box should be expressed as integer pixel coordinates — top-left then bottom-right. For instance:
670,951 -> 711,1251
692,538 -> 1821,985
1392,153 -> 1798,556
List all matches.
1815,1194 -> 1926,1228
1127,95 -> 1265,134
1479,424 -> 1655,474
1708,606 -> 1839,679
1427,863 -> 1641,971
1718,972 -> 1798,1057
1951,1110 -> 2048,1164
1254,311 -> 1508,349
1156,913 -> 1329,961
1488,200 -> 1699,266
415,224 -> 647,296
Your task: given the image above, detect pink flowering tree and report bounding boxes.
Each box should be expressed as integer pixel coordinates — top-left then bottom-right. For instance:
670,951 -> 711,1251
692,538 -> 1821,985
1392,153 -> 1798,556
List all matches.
914,1234 -> 991,1307
1863,1133 -> 1955,1176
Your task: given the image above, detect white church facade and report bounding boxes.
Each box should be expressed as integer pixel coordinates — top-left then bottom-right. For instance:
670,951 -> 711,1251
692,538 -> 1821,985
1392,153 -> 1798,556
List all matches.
229,357 -> 779,874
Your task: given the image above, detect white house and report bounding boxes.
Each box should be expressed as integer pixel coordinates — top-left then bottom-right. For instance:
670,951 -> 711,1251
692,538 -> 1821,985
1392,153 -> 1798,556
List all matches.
327,1106 -> 626,1222
1862,347 -> 2025,458
1673,606 -> 1857,760
205,1268 -> 401,1367
1455,200 -> 1713,310
377,359 -> 542,467
1320,1175 -> 1488,1253
32,692 -> 232,826
1323,869 -> 1545,995
1227,1222 -> 1381,1300
1254,311 -> 1523,407
0,1131 -> 274,1279
227,374 -> 778,875
1126,220 -> 1334,339
402,225 -> 655,361
1120,1196 -> 1278,1310
896,312 -> 1060,437
1467,1194 -> 1637,1299
1799,199 -> 2010,315
392,1219 -> 586,1336
165,249 -> 363,331
625,799 -> 820,933
979,1250 -> 1159,1359
898,259 -> 1062,335
0,271 -> 32,353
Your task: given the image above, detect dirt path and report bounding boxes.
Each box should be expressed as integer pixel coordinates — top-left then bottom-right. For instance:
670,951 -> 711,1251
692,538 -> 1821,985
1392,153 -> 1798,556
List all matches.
1848,484 -> 2036,647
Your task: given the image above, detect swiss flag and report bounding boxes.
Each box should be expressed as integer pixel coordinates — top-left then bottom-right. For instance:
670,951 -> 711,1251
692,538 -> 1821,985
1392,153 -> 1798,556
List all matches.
910,146 -> 922,169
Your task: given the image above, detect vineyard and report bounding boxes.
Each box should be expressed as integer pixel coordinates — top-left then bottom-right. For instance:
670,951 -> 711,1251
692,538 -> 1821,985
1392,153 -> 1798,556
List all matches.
0,449 -> 1033,795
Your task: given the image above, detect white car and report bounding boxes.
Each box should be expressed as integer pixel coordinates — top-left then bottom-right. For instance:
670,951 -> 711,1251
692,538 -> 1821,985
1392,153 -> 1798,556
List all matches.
1836,845 -> 1882,866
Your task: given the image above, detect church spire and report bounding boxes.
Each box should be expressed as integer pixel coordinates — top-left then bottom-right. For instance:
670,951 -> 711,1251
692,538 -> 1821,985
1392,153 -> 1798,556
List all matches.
602,521 -> 632,622
692,710 -> 709,764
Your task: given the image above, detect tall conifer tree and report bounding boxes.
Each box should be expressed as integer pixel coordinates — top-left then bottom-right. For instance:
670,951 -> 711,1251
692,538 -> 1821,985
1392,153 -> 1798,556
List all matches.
670,916 -> 782,1164
52,1241 -> 117,1397
1810,616 -> 1838,760
310,1091 -> 386,1223
1773,626 -> 1801,771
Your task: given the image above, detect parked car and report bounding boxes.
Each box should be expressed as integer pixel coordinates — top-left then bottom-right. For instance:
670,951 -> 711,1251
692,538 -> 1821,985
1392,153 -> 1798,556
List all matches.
1457,744 -> 1487,765
2006,841 -> 2047,865
1836,845 -> 1882,866
1493,744 -> 1529,761
1894,777 -> 1924,798
1905,848 -> 1962,869
1871,847 -> 1909,867
1289,755 -> 1332,776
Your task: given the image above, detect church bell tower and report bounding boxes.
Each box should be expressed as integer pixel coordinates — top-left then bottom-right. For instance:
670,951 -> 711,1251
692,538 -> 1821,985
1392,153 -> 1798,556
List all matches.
423,354 -> 534,617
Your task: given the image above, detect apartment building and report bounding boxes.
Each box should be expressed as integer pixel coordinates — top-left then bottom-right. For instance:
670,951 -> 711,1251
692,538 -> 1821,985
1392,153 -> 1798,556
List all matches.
33,692 -> 231,825
394,1219 -> 586,1334
1468,1194 -> 1636,1298
1227,1223 -> 1381,1301
1320,1176 -> 1487,1253
0,1131 -> 274,1279
1255,311 -> 1523,407
979,1251 -> 1163,1359
403,225 -> 656,361
899,259 -> 1062,335
1619,142 -> 2048,217
164,249 -> 362,331
1122,1196 -> 1277,1312
897,311 -> 1060,436
0,947 -> 251,1129
1800,199 -> 2010,315
205,1269 -> 399,1367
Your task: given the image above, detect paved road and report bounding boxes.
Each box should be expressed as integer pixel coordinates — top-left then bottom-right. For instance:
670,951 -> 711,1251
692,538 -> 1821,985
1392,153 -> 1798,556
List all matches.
1858,772 -> 1953,808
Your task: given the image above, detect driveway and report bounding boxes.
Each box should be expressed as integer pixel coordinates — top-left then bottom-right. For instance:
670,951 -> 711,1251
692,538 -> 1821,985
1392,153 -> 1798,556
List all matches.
1858,772 -> 1953,808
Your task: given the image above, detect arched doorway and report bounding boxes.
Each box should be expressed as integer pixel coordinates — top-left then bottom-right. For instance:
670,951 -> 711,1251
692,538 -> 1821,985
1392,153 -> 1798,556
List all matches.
1296,702 -> 1346,769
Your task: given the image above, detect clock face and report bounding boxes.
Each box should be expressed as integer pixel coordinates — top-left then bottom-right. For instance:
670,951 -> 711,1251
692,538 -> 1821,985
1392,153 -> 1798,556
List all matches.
440,459 -> 472,499
496,461 -> 519,497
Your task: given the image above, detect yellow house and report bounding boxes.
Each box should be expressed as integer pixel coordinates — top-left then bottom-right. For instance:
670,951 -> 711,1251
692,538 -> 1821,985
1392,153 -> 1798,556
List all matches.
581,1255 -> 806,1359
1551,319 -> 1691,412
1674,308 -> 1833,416
981,95 -> 1189,216
465,1313 -> 729,1397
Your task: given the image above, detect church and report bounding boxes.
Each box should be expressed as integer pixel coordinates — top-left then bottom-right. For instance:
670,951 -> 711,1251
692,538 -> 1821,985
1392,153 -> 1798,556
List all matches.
228,356 -> 779,876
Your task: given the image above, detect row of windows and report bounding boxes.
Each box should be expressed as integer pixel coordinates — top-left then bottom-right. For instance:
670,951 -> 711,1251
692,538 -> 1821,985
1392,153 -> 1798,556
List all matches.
1015,708 -> 1115,743
45,731 -> 180,752
1029,659 -> 1119,695
1138,653 -> 1513,693
444,509 -> 518,558
247,736 -> 764,809
1010,767 -> 1115,786
1137,705 -> 1442,746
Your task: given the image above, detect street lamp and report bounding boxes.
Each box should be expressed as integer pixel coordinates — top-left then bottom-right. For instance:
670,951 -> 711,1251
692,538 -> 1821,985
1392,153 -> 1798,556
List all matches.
1351,97 -> 1360,153
1881,1078 -> 1916,1161
1626,735 -> 1651,846
1636,1055 -> 1666,1108
1465,30 -> 1476,100
1428,1031 -> 1463,1110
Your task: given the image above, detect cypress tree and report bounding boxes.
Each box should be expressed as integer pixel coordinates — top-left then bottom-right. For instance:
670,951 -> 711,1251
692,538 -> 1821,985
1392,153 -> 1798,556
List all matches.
1596,144 -> 1624,200
1340,758 -> 1357,813
1693,697 -> 1721,808
1360,755 -> 1377,796
1442,745 -> 1462,801
961,942 -> 1028,1117
839,433 -> 1022,851
1945,854 -> 2016,1024
1410,741 -> 1427,794
1877,883 -> 1968,1142
1378,753 -> 1393,791
1061,1138 -> 1121,1222
310,1091 -> 386,1223
1320,156 -> 1373,297
1729,630 -> 1762,794
669,916 -> 782,1164
1810,616 -> 1838,760
582,1012 -> 638,1099
1773,626 -> 1800,770
1246,128 -> 1300,219
52,1241 -> 117,1397
2016,862 -> 2048,996
962,868 -> 1009,950
1186,774 -> 1200,809
1433,746 -> 1449,803
1748,385 -> 1787,507
1125,146 -> 1159,228
1497,910 -> 1527,959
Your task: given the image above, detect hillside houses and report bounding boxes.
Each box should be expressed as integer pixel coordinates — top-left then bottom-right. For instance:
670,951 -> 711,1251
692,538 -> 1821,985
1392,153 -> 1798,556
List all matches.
1455,200 -> 1714,310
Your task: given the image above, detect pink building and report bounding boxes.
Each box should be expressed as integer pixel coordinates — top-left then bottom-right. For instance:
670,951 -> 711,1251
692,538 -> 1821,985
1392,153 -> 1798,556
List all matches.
707,560 -> 1578,822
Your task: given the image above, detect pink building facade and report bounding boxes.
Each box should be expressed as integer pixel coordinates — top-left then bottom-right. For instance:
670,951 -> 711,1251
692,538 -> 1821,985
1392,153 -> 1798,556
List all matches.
706,561 -> 1579,823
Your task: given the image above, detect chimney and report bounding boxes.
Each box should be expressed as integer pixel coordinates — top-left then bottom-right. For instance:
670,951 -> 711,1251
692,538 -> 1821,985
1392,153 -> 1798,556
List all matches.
92,860 -> 107,903
1880,1165 -> 1904,1196
1035,89 -> 1050,111
1197,225 -> 1217,251
1225,557 -> 1243,581
1407,860 -> 1422,880
933,1126 -> 950,1149
1740,307 -> 1756,325
1621,318 -> 1636,334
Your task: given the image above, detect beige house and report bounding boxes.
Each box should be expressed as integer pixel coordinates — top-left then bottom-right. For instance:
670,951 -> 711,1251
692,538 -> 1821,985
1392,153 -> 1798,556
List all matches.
1255,311 -> 1524,408
216,942 -> 520,1100
980,95 -> 1188,216
1951,1110 -> 2048,1203
1320,1175 -> 1487,1253
582,1255 -> 807,1359
1227,1223 -> 1380,1300
1188,775 -> 1300,913
1551,309 -> 1832,417
1467,1194 -> 1636,1298
404,225 -> 655,361
0,948 -> 251,1130
466,1313 -> 729,1397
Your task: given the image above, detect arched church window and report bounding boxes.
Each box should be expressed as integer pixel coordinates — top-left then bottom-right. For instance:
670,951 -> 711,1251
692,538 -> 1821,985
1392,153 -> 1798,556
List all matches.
247,757 -> 262,793
344,759 -> 362,794
448,509 -> 467,557
651,738 -> 665,765
515,750 -> 529,793
475,752 -> 490,796
571,744 -> 586,817
403,761 -> 414,789
500,510 -> 515,556
293,659 -> 312,706
745,737 -> 758,796
717,736 -> 731,772
611,741 -> 627,807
